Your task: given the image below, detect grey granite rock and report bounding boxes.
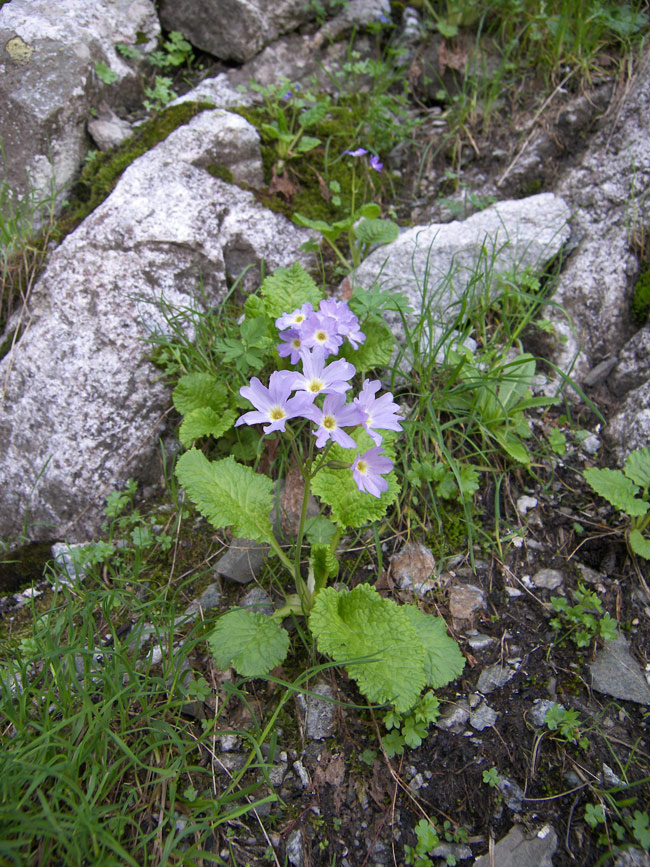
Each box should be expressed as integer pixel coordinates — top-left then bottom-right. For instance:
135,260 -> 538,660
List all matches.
476,664 -> 514,694
159,0 -> 312,64
473,824 -> 557,867
590,632 -> 650,705
0,109 -> 313,542
350,194 -> 570,345
0,0 -> 158,208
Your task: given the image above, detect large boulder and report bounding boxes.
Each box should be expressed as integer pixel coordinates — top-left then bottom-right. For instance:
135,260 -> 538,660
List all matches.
158,0 -> 312,64
350,193 -> 571,335
0,0 -> 159,208
547,47 -> 650,384
0,109 -> 314,543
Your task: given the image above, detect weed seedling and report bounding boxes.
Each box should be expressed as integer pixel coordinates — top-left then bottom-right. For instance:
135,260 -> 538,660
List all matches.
583,445 -> 650,559
550,583 -> 617,648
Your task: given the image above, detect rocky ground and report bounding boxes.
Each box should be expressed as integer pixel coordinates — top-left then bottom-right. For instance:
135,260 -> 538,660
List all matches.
1,3 -> 650,865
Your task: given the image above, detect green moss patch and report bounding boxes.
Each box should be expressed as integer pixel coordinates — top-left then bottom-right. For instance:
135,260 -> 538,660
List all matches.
631,266 -> 650,325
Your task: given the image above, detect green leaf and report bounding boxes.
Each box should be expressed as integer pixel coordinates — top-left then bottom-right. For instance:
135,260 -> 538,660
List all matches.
401,606 -> 465,689
353,218 -> 399,246
548,428 -> 567,456
207,609 -> 289,676
358,203 -> 381,219
583,467 -> 649,517
311,428 -> 399,529
631,810 -> 650,849
176,450 -> 275,543
293,212 -> 341,244
497,354 -> 536,410
629,528 -> 650,560
624,447 -> 650,488
172,373 -> 228,416
296,135 -> 321,153
298,100 -> 330,128
309,585 -> 425,712
349,285 -> 413,318
342,316 -> 395,371
309,543 -> 339,593
260,262 -> 323,318
457,464 -> 480,502
304,515 -> 337,544
494,431 -> 531,464
178,407 -> 237,447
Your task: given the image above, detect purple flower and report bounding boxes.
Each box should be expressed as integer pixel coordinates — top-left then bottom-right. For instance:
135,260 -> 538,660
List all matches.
369,154 -> 383,172
277,328 -> 304,364
283,90 -> 293,101
275,302 -> 314,332
236,370 -> 314,434
300,312 -> 344,356
354,379 -> 403,445
344,147 -> 368,158
291,347 -> 355,397
304,392 -> 362,449
351,447 -> 393,497
319,298 -> 365,350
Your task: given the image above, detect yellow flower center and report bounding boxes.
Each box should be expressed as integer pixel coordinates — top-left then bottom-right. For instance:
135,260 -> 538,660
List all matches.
323,415 -> 336,430
269,406 -> 287,421
315,330 -> 327,343
291,338 -> 301,349
295,314 -> 305,324
308,378 -> 325,393
357,460 -> 368,474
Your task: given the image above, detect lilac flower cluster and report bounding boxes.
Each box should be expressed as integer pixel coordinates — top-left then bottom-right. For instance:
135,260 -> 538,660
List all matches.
235,299 -> 402,497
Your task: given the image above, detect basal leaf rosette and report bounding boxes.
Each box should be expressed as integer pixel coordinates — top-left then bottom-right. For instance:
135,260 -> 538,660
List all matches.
402,606 -> 465,689
176,450 -> 275,543
311,428 -> 399,529
208,609 -> 290,677
260,262 -> 323,320
309,585 -> 425,712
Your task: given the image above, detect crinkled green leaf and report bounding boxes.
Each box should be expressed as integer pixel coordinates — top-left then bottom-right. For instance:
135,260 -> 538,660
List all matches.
260,262 -> 323,319
173,372 -> 228,416
309,543 -> 339,593
629,529 -> 650,560
178,407 -> 237,447
583,467 -> 649,518
311,428 -> 399,529
401,606 -> 465,689
341,316 -> 395,371
207,609 -> 289,676
176,450 -> 275,543
353,218 -> 399,246
309,585 -> 425,712
624,447 -> 650,488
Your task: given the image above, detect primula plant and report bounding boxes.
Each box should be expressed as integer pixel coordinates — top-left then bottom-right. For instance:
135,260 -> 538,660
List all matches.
175,265 -> 465,713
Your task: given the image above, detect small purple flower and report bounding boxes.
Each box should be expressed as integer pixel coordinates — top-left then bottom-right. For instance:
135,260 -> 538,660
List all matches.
377,14 -> 390,24
351,447 -> 393,497
276,302 -> 314,332
291,347 -> 355,397
369,154 -> 383,172
304,392 -> 362,449
344,147 -> 368,158
283,90 -> 293,101
277,328 -> 304,364
354,379 -> 403,445
300,312 -> 344,356
236,370 -> 314,434
319,298 -> 365,350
